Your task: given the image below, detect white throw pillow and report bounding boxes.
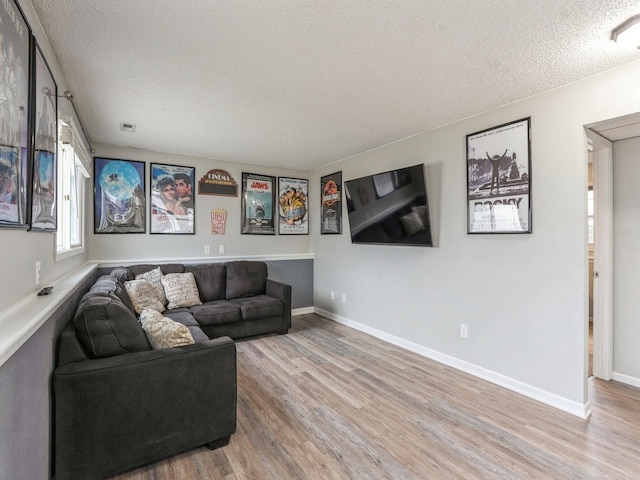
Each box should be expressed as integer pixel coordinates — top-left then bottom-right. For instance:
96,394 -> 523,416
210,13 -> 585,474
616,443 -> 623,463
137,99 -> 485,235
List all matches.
399,211 -> 426,237
139,309 -> 194,349
161,272 -> 202,309
124,279 -> 166,314
135,267 -> 167,305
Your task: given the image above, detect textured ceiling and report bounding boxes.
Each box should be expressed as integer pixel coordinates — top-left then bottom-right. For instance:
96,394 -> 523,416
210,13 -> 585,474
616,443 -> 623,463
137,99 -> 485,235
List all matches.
30,0 -> 640,171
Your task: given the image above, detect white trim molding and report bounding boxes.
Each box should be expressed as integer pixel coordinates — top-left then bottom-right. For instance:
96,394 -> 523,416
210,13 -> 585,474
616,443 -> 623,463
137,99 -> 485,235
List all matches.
315,307 -> 591,419
612,372 -> 640,389
97,253 -> 314,269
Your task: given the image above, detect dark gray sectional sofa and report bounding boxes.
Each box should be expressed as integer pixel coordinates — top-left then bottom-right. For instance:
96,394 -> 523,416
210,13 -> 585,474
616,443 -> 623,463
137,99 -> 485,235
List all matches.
54,260 -> 291,480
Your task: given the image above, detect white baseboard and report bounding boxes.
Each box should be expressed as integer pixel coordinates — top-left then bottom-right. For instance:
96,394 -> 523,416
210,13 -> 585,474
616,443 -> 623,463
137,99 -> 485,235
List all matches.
292,307 -> 314,316
612,372 -> 640,388
313,307 -> 590,419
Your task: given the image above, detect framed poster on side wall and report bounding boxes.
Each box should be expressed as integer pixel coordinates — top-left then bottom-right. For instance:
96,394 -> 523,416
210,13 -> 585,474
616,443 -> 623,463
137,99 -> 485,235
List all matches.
30,43 -> 58,231
278,177 -> 308,235
0,0 -> 31,229
241,172 -> 276,234
150,163 -> 195,234
321,171 -> 341,234
94,157 -> 146,234
466,117 -> 532,234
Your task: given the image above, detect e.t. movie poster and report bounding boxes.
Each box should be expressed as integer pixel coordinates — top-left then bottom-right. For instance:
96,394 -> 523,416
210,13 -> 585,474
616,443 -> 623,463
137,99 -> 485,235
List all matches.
321,171 -> 341,234
241,172 -> 275,235
94,157 -> 146,234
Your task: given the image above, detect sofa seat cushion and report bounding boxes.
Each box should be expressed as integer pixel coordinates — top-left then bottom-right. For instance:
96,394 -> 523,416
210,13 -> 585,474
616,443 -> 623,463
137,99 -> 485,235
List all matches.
225,261 -> 267,299
186,264 -> 226,302
189,301 -> 241,326
74,293 -> 151,358
230,295 -> 283,321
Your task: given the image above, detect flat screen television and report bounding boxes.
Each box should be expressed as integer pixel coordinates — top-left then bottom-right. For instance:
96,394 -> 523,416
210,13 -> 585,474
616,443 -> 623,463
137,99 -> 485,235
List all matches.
344,163 -> 433,246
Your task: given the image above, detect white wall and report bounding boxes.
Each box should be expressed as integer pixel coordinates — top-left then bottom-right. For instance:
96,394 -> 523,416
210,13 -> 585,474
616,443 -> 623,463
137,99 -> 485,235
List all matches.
613,136 -> 640,382
311,59 -> 640,413
89,145 -> 312,262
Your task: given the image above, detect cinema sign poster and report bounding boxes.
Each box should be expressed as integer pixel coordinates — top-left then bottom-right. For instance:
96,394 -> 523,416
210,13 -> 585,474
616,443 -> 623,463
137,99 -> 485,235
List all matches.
466,117 -> 532,234
241,172 -> 276,235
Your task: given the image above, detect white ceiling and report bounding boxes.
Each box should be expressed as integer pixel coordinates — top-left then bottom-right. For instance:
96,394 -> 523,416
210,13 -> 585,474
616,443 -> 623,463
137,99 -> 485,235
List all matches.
30,0 -> 640,171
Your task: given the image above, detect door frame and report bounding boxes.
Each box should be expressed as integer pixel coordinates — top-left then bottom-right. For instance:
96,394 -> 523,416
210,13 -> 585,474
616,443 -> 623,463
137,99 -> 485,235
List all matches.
587,129 -> 613,380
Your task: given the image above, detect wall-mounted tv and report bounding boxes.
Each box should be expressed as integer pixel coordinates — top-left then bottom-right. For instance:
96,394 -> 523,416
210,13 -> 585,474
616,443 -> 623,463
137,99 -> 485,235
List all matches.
344,163 -> 432,246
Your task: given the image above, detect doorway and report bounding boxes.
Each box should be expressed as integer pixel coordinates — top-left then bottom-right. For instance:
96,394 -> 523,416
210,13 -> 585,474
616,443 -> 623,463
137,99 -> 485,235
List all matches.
585,128 -> 613,381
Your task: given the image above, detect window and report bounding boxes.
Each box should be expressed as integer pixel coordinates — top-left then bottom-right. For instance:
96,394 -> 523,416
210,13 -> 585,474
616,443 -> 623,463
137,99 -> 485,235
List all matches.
56,120 -> 91,260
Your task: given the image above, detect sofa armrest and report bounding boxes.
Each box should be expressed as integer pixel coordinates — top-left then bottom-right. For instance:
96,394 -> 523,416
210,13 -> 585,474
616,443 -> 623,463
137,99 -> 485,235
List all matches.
266,278 -> 292,323
54,336 -> 237,480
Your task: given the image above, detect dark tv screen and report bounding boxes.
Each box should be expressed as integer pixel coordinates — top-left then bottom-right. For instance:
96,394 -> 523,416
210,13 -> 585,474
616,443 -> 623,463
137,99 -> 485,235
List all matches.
344,164 -> 432,246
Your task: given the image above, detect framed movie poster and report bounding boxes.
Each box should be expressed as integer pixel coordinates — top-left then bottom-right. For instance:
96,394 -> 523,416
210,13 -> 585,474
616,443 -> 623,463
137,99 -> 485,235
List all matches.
0,0 -> 31,229
94,157 -> 146,234
150,163 -> 195,234
278,177 -> 308,235
466,117 -> 531,234
241,172 -> 276,235
30,44 -> 58,231
321,171 -> 341,234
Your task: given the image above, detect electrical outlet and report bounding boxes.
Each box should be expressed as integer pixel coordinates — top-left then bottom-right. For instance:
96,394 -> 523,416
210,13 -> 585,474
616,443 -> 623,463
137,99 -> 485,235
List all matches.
331,290 -> 335,300
219,245 -> 225,254
204,245 -> 210,255
460,324 -> 469,339
341,293 -> 347,303
35,261 -> 41,286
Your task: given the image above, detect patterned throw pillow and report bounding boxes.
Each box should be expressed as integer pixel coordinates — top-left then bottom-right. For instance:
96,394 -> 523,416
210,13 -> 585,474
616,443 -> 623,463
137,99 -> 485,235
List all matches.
124,279 -> 166,314
161,272 -> 202,309
135,267 -> 167,305
139,309 -> 194,349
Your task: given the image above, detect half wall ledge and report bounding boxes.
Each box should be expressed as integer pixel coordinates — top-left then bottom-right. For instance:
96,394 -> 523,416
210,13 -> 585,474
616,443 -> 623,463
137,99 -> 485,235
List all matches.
0,262 -> 99,368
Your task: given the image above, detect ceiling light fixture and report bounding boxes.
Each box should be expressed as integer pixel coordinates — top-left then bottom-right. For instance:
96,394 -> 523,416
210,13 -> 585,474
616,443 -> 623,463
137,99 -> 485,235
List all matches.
611,14 -> 640,49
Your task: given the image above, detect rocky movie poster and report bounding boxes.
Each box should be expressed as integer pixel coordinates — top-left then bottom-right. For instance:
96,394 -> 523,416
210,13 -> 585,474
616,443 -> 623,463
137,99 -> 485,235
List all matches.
466,117 -> 531,234
241,173 -> 275,235
321,172 -> 341,234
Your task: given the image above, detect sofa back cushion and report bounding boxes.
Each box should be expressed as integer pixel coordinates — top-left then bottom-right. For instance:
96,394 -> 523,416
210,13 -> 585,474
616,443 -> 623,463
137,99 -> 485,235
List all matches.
225,261 -> 267,299
90,275 -> 136,313
74,293 -> 151,358
127,263 -> 185,277
186,264 -> 226,302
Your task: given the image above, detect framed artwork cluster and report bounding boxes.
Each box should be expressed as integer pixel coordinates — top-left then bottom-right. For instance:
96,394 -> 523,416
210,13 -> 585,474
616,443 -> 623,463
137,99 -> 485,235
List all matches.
241,173 -> 313,235
0,0 -> 59,232
93,159 -> 196,235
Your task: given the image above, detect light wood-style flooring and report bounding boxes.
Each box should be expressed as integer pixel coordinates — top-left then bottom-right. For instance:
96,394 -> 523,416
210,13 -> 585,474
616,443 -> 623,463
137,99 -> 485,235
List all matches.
112,313 -> 640,479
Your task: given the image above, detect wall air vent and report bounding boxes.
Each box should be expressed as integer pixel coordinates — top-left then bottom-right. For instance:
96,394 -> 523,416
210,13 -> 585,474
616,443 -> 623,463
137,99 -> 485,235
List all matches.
120,122 -> 136,133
